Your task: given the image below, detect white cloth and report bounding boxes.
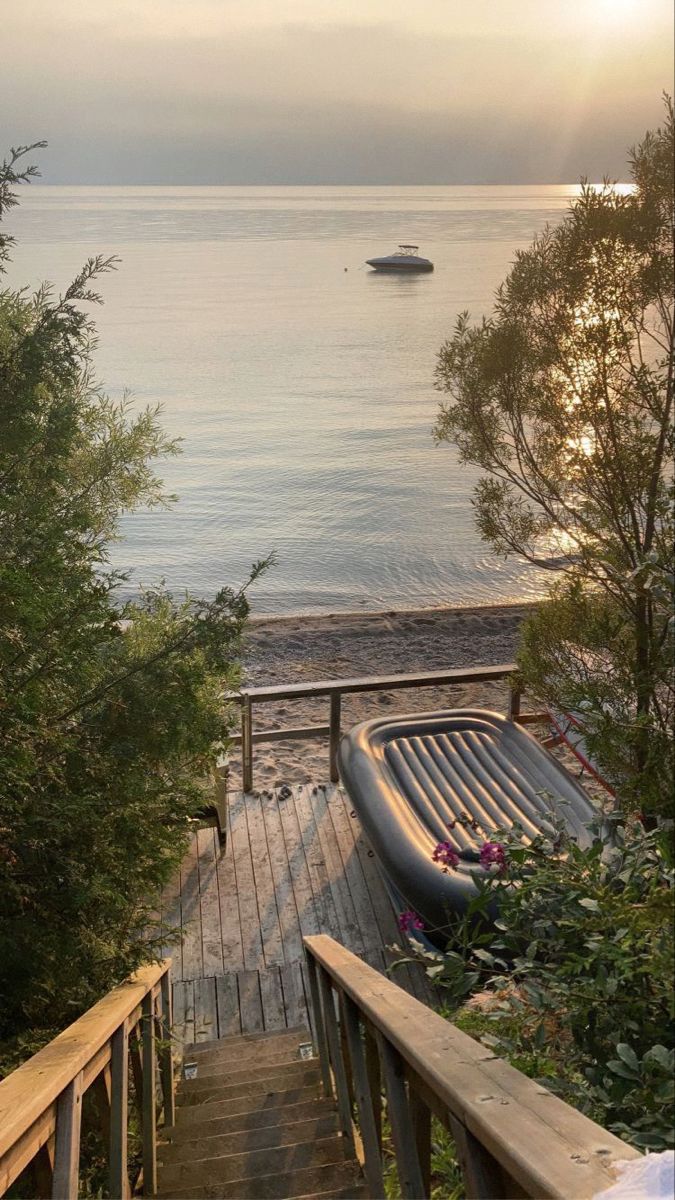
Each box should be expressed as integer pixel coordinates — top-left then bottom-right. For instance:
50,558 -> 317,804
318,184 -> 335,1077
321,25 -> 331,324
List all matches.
594,1152 -> 675,1200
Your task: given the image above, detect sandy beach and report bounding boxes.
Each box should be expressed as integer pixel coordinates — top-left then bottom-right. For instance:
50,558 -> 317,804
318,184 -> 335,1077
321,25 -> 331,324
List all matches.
230,602 -> 537,790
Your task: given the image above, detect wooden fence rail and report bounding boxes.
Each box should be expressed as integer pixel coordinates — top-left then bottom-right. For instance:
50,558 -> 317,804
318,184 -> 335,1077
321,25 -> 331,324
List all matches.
227,662 -> 529,792
303,935 -> 639,1200
0,959 -> 174,1199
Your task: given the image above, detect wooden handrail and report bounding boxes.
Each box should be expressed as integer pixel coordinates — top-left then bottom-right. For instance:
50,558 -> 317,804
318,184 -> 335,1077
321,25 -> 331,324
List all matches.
225,662 -> 522,791
0,958 -> 173,1198
227,662 -> 518,703
304,935 -> 639,1200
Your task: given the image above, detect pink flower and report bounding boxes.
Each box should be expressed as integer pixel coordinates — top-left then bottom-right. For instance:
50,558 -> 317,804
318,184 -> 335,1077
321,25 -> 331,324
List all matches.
480,841 -> 507,871
432,841 -> 460,872
398,910 -> 424,933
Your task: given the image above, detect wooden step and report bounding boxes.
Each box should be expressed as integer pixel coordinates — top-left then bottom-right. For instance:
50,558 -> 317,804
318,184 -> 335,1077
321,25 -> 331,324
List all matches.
177,1055 -> 316,1090
177,1064 -> 320,1105
158,1134 -> 350,1192
158,1112 -> 340,1163
163,1095 -> 337,1138
172,1083 -> 321,1125
181,1039 -> 315,1076
157,1159 -> 362,1200
184,1026 -> 309,1059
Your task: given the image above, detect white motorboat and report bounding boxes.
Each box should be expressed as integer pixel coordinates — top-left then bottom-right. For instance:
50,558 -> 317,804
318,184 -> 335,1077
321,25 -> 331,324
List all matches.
365,244 -> 434,272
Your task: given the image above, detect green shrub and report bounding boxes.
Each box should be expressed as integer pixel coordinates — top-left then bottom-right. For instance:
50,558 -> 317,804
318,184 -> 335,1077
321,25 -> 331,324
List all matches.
414,813 -> 675,1150
0,145 -> 266,1052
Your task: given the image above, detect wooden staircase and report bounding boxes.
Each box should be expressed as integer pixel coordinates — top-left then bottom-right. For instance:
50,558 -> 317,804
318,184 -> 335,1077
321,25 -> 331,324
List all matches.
156,1026 -> 366,1200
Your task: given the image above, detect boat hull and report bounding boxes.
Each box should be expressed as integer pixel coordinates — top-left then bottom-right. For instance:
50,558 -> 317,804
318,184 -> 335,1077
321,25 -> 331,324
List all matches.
366,258 -> 434,272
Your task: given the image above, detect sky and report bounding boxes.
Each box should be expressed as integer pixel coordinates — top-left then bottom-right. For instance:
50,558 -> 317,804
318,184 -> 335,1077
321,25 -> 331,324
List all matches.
2,0 -> 673,184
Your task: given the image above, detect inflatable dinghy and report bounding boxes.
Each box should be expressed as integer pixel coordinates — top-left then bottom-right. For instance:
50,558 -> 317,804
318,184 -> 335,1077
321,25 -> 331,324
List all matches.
338,709 -> 597,938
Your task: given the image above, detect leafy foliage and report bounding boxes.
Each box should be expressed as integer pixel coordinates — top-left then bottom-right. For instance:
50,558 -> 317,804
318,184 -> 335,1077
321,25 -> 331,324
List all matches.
0,145 -> 266,1050
434,102 -> 675,814
415,813 -> 675,1150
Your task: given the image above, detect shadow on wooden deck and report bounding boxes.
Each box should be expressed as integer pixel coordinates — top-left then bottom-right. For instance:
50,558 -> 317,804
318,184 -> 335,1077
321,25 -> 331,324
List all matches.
161,783 -> 434,1045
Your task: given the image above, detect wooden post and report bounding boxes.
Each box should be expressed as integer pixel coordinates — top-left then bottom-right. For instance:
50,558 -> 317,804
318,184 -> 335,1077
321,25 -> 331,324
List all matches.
159,972 -> 175,1129
141,994 -> 157,1195
338,993 -> 355,1110
129,1026 -> 144,1122
329,691 -> 341,783
508,682 -> 522,722
317,968 -> 355,1154
377,1034 -> 426,1200
52,1072 -> 83,1200
305,952 -> 333,1098
110,1023 -> 130,1200
241,694 -> 253,793
364,1021 -> 382,1151
410,1088 -> 431,1198
342,996 -> 385,1199
447,1113 -> 508,1200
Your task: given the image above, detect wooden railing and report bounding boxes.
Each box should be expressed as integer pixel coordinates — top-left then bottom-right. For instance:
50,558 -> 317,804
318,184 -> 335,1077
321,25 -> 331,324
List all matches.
304,935 -> 639,1200
228,663 -> 527,792
0,959 -> 174,1199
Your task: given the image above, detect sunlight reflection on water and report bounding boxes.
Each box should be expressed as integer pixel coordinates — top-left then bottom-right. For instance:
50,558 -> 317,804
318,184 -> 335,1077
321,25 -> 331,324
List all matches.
7,185 -> 584,613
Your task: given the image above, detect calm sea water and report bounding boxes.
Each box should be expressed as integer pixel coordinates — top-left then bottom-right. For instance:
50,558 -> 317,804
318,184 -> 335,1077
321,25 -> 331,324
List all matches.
8,185 -> 578,614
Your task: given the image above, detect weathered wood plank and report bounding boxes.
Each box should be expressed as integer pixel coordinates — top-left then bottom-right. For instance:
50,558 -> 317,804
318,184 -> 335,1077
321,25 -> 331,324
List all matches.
196,826 -> 225,977
214,804 -> 245,973
323,785 -> 385,953
159,973 -> 175,1130
215,975 -> 241,1038
378,1034 -> 426,1200
275,785 -> 322,940
331,785 -> 422,1000
52,1073 -> 83,1200
228,792 -> 265,970
343,996 -> 385,1199
193,977 -> 219,1044
109,1025 -> 130,1200
141,994 -> 157,1196
245,791 -> 285,967
232,662 -> 516,703
259,788 -> 305,960
259,967 -> 286,1031
280,961 -> 309,1031
178,830 -> 204,980
301,785 -> 365,955
237,971 -> 264,1035
289,785 -> 342,943
171,980 -> 195,1047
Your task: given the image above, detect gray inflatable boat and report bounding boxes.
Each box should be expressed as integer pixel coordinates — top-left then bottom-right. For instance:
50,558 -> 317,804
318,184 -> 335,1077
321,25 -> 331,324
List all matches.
338,708 -> 596,938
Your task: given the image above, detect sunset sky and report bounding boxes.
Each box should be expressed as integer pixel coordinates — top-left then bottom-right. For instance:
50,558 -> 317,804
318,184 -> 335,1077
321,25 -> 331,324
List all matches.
3,0 -> 673,183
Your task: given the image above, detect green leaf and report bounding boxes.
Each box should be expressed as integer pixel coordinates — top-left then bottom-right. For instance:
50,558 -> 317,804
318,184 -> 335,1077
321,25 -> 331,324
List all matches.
644,1045 -> 673,1071
473,949 -> 495,966
615,1044 -> 640,1072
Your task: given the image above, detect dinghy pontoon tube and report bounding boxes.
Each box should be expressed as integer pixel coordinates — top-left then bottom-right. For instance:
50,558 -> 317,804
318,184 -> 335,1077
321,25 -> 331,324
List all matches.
338,709 -> 597,937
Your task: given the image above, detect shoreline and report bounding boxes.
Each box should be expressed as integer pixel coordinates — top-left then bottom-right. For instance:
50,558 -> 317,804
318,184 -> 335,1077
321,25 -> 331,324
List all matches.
248,598 -> 540,628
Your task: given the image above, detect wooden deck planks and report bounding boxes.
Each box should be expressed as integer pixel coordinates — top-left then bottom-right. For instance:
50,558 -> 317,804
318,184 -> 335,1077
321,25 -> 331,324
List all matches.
196,827 -> 225,978
228,792 -> 265,971
214,804 -> 245,972
168,783 -> 435,1046
179,832 -> 205,981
